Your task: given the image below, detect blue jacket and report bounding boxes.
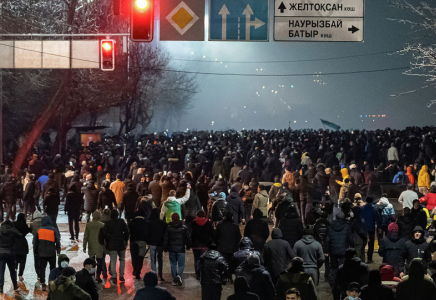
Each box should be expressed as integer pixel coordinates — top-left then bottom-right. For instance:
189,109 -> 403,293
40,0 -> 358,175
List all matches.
393,171 -> 409,184
360,203 -> 381,232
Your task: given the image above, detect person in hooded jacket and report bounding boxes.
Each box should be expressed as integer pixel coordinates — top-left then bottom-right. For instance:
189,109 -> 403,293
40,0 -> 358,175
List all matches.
397,207 -> 415,241
252,185 -> 269,220
47,267 -> 91,300
400,225 -> 431,277
13,213 -> 31,282
163,212 -> 190,286
333,248 -> 369,300
189,210 -> 214,280
396,258 -> 436,300
214,211 -> 242,277
306,201 -> 322,226
199,242 -> 229,300
244,209 -> 270,252
313,212 -> 330,282
227,276 -> 260,300
378,222 -> 406,276
48,254 -> 70,282
30,210 -> 43,285
293,226 -> 324,286
145,209 -> 167,281
230,237 -> 261,276
410,199 -> 428,231
82,181 -> 99,223
0,220 -> 21,293
97,182 -> 117,211
349,206 -> 367,263
75,258 -> 98,300
211,192 -> 229,223
120,183 -> 139,223
44,187 -> 60,230
133,271 -> 175,300
418,165 -> 430,195
279,205 -> 304,248
360,197 -> 381,264
235,254 -> 276,300
377,196 -> 396,237
276,257 -> 317,300
269,176 -> 284,207
262,228 -> 295,285
65,185 -> 82,241
360,269 -> 395,300
83,211 -> 105,281
326,212 -> 353,286
275,193 -> 294,228
35,216 -> 61,290
227,186 -> 245,224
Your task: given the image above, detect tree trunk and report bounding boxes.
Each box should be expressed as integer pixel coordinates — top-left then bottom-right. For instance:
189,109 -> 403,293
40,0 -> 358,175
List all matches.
12,72 -> 71,173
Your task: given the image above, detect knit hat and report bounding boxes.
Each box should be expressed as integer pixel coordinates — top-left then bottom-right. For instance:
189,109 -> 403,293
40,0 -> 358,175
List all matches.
388,222 -> 399,232
347,282 -> 360,292
172,212 -> 180,222
83,258 -> 96,267
62,267 -> 76,277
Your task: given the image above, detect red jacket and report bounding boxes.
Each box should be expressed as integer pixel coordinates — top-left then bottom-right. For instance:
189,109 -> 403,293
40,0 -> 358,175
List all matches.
421,192 -> 436,211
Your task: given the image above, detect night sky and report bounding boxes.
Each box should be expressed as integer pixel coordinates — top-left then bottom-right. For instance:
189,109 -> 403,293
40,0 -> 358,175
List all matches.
157,0 -> 434,131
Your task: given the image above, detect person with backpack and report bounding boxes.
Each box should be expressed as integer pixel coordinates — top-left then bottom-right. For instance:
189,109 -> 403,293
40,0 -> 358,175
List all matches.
211,192 -> 229,224
160,186 -> 191,223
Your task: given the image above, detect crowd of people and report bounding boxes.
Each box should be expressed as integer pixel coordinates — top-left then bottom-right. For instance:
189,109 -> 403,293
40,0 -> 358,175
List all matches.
2,127 -> 436,299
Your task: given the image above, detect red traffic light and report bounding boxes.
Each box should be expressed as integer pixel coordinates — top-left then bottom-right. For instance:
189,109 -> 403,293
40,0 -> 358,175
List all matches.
100,39 -> 115,71
135,0 -> 148,10
102,42 -> 112,51
131,0 -> 153,42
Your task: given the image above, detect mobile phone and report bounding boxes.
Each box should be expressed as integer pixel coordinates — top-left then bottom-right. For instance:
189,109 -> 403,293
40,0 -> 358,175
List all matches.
69,162 -> 73,166
164,171 -> 167,175
171,147 -> 174,151
219,174 -> 223,179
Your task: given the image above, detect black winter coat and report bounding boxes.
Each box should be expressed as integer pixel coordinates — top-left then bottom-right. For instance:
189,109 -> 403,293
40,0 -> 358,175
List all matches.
82,183 -> 99,212
163,221 -> 190,253
334,258 -> 369,300
121,189 -> 139,218
128,217 -> 147,243
102,218 -> 129,251
313,218 -> 329,252
326,219 -> 352,255
244,214 -> 269,251
13,219 -> 31,255
275,200 -> 292,225
76,268 -> 99,300
23,180 -> 37,202
199,250 -> 228,286
403,228 -> 432,273
134,287 -> 175,300
360,283 -> 395,300
278,212 -> 303,248
214,219 -> 242,254
65,191 -> 82,216
230,238 -> 261,274
398,214 -> 415,241
378,232 -> 406,275
0,223 -> 21,255
145,214 -> 167,247
184,192 -> 202,219
227,192 -> 245,224
97,190 -> 117,210
212,199 -> 229,222
190,218 -> 214,249
262,228 -> 295,279
2,179 -> 17,204
235,264 -> 276,300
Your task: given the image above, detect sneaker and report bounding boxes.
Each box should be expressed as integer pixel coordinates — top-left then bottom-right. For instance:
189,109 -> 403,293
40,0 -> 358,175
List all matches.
19,276 -> 24,282
159,277 -> 165,282
119,276 -> 125,282
14,287 -> 21,292
42,284 -> 47,291
171,281 -> 178,286
96,278 -> 102,283
176,275 -> 182,286
69,237 -> 75,241
35,278 -> 41,289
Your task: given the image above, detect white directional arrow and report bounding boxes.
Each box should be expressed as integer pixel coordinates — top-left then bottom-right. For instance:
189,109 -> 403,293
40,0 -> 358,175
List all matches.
242,4 -> 265,41
219,4 -> 230,40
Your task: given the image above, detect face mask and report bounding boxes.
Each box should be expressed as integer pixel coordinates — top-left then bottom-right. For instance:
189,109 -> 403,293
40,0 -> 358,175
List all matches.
347,297 -> 359,300
61,261 -> 69,268
89,268 -> 96,274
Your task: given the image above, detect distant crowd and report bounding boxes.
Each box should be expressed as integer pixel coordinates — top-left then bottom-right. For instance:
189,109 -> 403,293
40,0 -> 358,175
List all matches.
1,127 -> 436,299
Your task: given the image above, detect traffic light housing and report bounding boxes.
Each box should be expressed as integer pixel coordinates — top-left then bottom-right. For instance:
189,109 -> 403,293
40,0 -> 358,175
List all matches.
100,39 -> 115,71
131,0 -> 154,42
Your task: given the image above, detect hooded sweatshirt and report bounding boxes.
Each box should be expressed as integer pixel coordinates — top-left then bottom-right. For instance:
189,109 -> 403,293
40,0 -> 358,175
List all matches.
49,254 -> 70,282
190,217 -> 214,249
34,216 -> 60,258
418,165 -> 430,189
293,235 -> 325,269
397,259 -> 436,300
160,189 -> 190,223
0,222 -> 21,255
379,197 -> 396,227
403,226 -> 431,273
406,167 -> 415,185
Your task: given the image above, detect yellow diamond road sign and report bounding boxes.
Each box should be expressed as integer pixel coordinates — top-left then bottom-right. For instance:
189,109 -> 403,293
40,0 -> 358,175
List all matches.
166,2 -> 199,35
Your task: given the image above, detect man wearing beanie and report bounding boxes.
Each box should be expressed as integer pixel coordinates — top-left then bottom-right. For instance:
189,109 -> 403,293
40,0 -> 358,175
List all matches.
48,267 -> 91,300
133,271 -> 175,300
102,209 -> 129,284
378,222 -> 406,277
276,257 -> 317,300
326,211 -> 352,286
163,212 -> 190,286
76,258 -> 99,300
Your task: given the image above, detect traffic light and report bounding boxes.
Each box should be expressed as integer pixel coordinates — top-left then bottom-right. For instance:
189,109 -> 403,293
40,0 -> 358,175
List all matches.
131,0 -> 154,42
100,39 -> 115,71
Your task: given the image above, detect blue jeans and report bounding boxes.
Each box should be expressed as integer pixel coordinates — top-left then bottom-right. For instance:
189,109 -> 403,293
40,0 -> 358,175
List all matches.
149,246 -> 163,277
168,252 -> 185,281
0,254 -> 17,289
